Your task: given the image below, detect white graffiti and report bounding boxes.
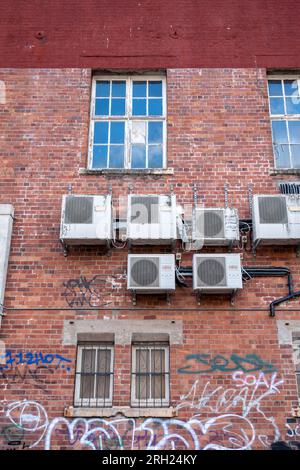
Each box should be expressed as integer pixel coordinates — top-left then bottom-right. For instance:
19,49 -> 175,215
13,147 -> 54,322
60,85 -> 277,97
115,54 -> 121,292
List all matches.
0,371 -> 285,450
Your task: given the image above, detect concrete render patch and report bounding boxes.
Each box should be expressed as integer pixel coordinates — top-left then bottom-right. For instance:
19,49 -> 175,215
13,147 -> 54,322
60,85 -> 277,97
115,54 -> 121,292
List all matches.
277,320 -> 300,345
63,319 -> 183,346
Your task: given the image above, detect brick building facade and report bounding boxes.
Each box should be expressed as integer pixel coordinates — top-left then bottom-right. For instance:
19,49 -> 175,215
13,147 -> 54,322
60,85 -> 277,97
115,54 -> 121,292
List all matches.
0,67 -> 300,450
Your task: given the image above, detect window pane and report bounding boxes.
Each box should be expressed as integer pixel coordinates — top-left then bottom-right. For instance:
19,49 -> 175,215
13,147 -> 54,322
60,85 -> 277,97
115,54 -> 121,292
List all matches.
109,145 -> 124,168
288,121 -> 300,143
286,97 -> 300,115
110,121 -> 125,144
271,120 -> 288,143
112,81 -> 126,97
80,349 -> 95,399
94,121 -> 109,144
148,122 -> 163,143
273,144 -> 291,168
95,98 -> 109,116
291,145 -> 300,168
133,99 -> 146,116
92,146 -> 108,168
151,349 -> 165,399
149,99 -> 162,116
96,81 -> 110,97
135,349 -> 149,400
96,349 -> 111,399
131,144 -> 146,168
270,97 -> 284,115
132,121 -> 146,144
111,98 -> 125,116
133,81 -> 147,97
149,81 -> 162,97
268,80 -> 283,96
284,80 -> 299,96
148,145 -> 163,168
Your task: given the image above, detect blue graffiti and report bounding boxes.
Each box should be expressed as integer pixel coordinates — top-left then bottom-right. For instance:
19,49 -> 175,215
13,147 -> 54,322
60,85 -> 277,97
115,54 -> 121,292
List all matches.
0,351 -> 72,372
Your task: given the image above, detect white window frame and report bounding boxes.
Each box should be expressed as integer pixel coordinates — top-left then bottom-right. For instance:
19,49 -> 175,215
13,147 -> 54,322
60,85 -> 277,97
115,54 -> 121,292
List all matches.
74,343 -> 114,407
267,74 -> 300,169
131,342 -> 170,407
88,74 -> 167,170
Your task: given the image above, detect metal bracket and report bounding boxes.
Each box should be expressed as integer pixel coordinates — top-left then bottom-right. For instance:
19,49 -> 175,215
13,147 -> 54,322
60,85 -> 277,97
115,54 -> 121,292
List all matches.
128,183 -> 134,194
230,289 -> 237,306
252,238 -> 260,257
60,239 -> 69,257
108,184 -> 112,196
196,291 -> 201,305
106,240 -> 112,257
166,292 -> 171,306
296,245 -> 300,258
170,184 -> 174,196
228,240 -> 234,252
131,291 -> 137,306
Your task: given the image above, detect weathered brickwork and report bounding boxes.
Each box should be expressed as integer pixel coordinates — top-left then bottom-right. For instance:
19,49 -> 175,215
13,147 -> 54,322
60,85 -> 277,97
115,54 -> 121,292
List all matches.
0,68 -> 299,450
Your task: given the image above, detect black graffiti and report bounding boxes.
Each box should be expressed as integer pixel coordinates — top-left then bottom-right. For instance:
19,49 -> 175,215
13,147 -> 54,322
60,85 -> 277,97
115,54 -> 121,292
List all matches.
0,364 -> 56,392
62,275 -> 105,307
271,440 -> 300,450
177,353 -> 277,374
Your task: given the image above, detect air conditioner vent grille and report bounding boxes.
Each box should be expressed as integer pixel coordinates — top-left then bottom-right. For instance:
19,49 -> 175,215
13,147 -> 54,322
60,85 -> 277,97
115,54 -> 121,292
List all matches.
64,196 -> 94,224
130,257 -> 159,287
196,210 -> 224,238
130,196 -> 159,224
258,196 -> 288,224
197,257 -> 226,286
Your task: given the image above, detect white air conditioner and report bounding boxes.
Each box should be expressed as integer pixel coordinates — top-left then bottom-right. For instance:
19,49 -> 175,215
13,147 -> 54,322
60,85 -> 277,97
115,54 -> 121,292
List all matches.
192,207 -> 239,245
127,254 -> 175,293
127,194 -> 177,245
252,195 -> 300,246
193,254 -> 243,293
60,195 -> 112,245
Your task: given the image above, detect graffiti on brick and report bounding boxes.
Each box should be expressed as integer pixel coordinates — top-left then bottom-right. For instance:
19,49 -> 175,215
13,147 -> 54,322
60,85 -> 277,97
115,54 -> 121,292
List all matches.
1,351 -> 72,371
177,353 -> 276,374
0,370 -> 285,450
62,274 -> 125,308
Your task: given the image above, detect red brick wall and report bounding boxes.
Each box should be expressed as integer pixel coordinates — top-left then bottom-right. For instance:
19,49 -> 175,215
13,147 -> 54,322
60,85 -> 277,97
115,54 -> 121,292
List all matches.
0,68 -> 299,450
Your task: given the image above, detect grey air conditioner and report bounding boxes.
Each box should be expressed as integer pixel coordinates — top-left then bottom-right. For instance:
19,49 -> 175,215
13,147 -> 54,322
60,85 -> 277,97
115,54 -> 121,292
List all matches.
252,195 -> 300,247
127,254 -> 175,293
60,194 -> 112,245
127,194 -> 177,245
193,254 -> 243,294
192,207 -> 239,246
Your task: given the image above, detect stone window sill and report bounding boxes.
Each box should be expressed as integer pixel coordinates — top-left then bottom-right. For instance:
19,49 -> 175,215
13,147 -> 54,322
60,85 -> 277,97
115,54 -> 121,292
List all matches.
79,168 -> 174,176
64,405 -> 177,418
269,168 -> 300,176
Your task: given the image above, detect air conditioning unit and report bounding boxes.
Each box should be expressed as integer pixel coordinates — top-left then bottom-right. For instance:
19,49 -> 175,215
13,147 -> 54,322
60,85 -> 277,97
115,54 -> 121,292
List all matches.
127,254 -> 175,293
60,195 -> 112,245
192,207 -> 239,246
252,195 -> 300,246
193,254 -> 243,293
127,194 -> 177,245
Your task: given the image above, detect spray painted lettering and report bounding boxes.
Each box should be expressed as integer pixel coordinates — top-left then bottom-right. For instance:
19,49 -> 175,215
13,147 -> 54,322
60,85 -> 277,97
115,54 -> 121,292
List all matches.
178,353 -> 276,374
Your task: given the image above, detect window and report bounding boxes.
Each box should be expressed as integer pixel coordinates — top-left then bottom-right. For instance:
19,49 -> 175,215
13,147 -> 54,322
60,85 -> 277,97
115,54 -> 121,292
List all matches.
88,75 -> 166,170
74,342 -> 114,407
131,342 -> 169,407
268,76 -> 300,169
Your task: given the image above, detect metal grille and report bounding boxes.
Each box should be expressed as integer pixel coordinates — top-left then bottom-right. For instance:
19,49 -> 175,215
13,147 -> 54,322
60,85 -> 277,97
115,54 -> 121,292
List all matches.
74,343 -> 113,407
258,196 -> 288,224
130,196 -> 159,224
196,210 -> 224,238
131,342 -> 169,408
65,196 -> 94,224
279,182 -> 300,195
130,257 -> 159,287
197,257 -> 226,286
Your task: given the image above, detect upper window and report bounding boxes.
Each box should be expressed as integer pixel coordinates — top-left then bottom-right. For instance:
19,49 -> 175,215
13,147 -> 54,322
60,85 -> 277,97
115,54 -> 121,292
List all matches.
74,342 -> 114,407
131,341 -> 169,407
268,76 -> 300,169
88,75 -> 166,170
